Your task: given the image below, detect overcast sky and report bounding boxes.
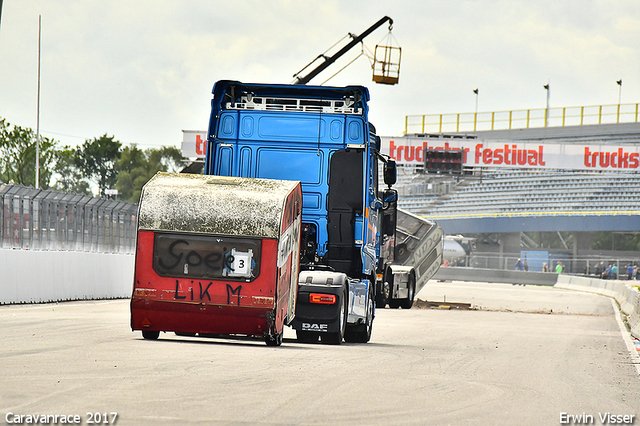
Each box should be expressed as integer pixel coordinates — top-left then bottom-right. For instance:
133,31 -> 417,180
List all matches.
1,1 -> 638,151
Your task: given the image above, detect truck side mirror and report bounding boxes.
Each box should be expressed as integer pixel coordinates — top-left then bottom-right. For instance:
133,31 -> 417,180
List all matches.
384,160 -> 397,186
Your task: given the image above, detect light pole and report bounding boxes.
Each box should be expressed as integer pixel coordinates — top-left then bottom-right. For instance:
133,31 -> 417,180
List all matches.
617,79 -> 622,104
36,15 -> 41,189
543,83 -> 550,127
473,88 -> 479,130
473,88 -> 479,113
616,79 -> 623,123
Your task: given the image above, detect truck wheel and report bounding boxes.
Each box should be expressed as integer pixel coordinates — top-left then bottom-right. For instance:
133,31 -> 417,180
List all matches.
375,280 -> 390,308
386,272 -> 400,308
265,331 -> 283,346
400,273 -> 416,309
345,286 -> 374,343
320,290 -> 346,345
142,330 -> 160,340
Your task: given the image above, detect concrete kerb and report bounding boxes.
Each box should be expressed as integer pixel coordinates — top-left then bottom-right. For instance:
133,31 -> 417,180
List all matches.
555,274 -> 640,340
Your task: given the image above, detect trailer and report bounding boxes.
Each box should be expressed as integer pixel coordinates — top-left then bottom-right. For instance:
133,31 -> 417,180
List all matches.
130,173 -> 302,346
377,208 -> 443,308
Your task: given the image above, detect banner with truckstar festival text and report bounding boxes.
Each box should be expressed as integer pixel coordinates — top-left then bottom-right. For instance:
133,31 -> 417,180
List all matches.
380,136 -> 640,171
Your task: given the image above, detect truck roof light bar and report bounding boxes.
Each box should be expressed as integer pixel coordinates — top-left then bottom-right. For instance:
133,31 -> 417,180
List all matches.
226,96 -> 362,115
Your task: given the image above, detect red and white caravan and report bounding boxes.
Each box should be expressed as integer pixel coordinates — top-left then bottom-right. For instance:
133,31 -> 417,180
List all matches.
130,173 -> 302,346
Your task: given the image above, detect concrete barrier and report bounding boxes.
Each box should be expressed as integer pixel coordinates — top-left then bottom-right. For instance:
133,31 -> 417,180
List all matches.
434,266 -> 558,286
0,249 -> 134,305
433,267 -> 640,339
555,274 -> 640,340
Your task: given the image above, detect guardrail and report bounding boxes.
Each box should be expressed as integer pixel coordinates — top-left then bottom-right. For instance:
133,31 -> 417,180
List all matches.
465,255 -> 639,276
405,102 -> 640,134
0,183 -> 137,254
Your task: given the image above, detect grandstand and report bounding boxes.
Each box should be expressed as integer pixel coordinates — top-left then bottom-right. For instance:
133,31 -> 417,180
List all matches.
387,118 -> 640,273
407,168 -> 640,217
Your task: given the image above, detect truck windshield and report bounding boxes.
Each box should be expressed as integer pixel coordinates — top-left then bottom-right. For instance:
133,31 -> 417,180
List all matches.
153,233 -> 261,281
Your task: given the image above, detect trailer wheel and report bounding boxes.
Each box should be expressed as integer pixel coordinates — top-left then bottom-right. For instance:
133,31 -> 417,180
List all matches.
400,272 -> 416,309
142,330 -> 160,340
386,272 -> 401,308
375,279 -> 390,308
265,331 -> 283,346
320,290 -> 346,345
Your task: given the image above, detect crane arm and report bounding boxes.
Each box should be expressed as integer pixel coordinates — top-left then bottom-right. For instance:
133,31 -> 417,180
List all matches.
293,16 -> 393,85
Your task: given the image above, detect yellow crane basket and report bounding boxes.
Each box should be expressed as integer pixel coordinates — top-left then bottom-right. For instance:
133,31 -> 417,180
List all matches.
372,31 -> 401,85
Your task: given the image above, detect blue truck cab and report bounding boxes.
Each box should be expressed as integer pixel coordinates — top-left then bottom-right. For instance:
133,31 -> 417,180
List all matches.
205,81 -> 398,343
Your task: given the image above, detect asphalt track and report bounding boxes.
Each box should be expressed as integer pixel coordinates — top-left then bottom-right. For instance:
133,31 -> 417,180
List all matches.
1,281 -> 639,426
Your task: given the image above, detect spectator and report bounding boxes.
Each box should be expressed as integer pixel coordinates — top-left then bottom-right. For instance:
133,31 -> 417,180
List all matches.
612,264 -> 618,280
542,262 -> 548,273
627,264 -> 634,280
555,262 -> 563,274
515,258 -> 524,271
595,262 -> 603,277
604,265 -> 612,279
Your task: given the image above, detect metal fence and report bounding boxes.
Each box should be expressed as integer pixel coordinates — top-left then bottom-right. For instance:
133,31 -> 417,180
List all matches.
406,102 -> 640,134
464,254 -> 640,278
0,183 -> 137,254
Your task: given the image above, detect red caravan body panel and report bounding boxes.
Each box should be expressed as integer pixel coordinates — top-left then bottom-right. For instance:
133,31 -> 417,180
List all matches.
130,173 -> 302,339
131,231 -> 279,336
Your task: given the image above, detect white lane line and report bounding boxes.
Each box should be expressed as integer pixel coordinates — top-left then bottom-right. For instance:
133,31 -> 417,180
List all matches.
610,298 -> 640,377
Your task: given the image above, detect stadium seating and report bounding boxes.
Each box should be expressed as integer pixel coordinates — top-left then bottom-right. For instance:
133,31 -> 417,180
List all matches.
396,168 -> 640,217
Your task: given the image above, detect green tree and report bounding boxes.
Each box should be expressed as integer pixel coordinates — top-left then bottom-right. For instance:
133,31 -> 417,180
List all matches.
114,145 -> 149,202
593,232 -> 640,251
115,145 -> 186,202
52,146 -> 92,195
147,146 -> 185,174
0,118 -> 57,188
74,134 -> 121,196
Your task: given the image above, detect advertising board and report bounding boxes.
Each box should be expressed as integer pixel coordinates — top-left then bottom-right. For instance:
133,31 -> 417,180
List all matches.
380,136 -> 640,171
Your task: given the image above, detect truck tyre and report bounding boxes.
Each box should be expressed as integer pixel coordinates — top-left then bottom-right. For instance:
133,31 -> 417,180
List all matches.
400,272 -> 416,309
345,285 -> 374,343
320,289 -> 346,345
142,330 -> 160,340
389,292 -> 401,309
375,279 -> 390,308
387,271 -> 401,308
265,331 -> 283,346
